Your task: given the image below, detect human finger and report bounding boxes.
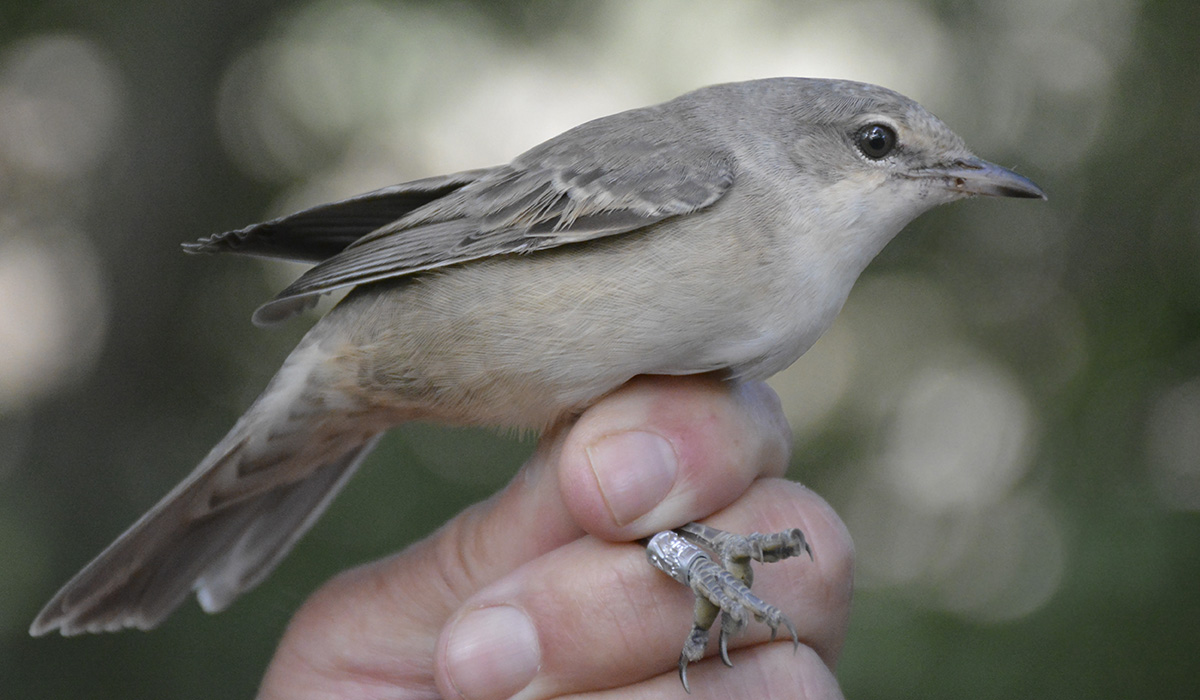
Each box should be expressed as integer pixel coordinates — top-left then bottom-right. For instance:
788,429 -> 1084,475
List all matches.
434,480 -> 853,700
558,374 -> 792,541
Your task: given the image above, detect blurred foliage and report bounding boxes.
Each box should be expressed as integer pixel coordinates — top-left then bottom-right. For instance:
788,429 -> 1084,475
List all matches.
1,0 -> 1198,698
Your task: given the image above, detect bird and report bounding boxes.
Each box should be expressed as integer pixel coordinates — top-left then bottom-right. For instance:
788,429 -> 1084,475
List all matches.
30,77 -> 1044,678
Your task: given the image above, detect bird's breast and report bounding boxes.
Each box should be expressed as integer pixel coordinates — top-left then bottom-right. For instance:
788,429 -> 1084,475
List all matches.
319,198 -> 878,429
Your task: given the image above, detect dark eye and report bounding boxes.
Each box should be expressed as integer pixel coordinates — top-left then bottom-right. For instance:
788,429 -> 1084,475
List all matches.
855,123 -> 897,159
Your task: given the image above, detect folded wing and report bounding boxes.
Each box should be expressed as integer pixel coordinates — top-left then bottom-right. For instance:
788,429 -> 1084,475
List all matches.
187,106 -> 737,326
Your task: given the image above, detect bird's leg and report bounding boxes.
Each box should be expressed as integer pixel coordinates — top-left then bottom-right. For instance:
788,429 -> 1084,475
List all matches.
645,524 -> 810,692
677,523 -> 810,665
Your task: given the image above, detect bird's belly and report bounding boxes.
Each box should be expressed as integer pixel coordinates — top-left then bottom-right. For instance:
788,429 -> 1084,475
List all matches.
678,292 -> 843,382
320,221 -> 855,429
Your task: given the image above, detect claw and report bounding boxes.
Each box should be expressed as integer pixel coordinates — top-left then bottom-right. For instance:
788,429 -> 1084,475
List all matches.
679,655 -> 691,694
760,607 -> 799,650
783,616 -> 799,651
718,626 -> 733,667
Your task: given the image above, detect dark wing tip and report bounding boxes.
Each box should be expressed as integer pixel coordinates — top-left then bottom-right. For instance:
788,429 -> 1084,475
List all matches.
182,169 -> 493,263
181,225 -> 259,256
181,234 -> 227,255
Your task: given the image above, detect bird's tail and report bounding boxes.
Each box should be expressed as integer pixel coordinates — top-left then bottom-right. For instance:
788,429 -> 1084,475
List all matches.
31,341 -> 382,636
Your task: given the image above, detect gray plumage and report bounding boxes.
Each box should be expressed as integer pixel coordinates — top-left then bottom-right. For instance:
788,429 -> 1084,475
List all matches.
31,77 -> 1043,636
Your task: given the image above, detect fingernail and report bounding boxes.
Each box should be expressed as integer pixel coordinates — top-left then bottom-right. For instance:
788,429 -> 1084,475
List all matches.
586,431 -> 678,526
445,606 -> 540,700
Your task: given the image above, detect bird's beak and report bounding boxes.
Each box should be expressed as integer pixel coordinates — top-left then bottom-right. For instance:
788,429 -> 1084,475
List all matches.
917,157 -> 1047,200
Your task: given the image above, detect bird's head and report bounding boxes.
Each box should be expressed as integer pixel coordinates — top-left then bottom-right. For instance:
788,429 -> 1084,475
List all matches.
746,77 -> 1044,203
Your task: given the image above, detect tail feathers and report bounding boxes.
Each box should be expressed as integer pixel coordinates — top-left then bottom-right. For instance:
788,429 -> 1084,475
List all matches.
196,435 -> 380,613
30,430 -> 382,636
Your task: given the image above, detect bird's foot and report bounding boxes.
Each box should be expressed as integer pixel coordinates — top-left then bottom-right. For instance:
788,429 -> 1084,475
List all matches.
645,524 -> 810,692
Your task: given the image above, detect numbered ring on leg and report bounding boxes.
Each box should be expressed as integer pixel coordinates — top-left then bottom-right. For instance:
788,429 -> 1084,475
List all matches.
646,531 -> 708,585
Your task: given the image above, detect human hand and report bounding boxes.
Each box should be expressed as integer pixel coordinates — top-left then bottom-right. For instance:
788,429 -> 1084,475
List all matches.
257,375 -> 854,699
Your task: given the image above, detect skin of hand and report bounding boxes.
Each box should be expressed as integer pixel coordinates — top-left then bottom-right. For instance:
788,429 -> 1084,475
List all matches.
256,375 -> 854,700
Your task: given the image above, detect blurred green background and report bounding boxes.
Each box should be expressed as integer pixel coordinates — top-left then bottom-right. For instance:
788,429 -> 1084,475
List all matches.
2,0 -> 1198,697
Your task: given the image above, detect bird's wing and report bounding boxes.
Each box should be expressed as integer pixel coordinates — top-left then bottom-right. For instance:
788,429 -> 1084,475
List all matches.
182,169 -> 492,263
250,130 -> 735,325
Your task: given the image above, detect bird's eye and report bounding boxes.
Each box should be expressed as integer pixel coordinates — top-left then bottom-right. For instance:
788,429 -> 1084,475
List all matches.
855,123 -> 897,160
